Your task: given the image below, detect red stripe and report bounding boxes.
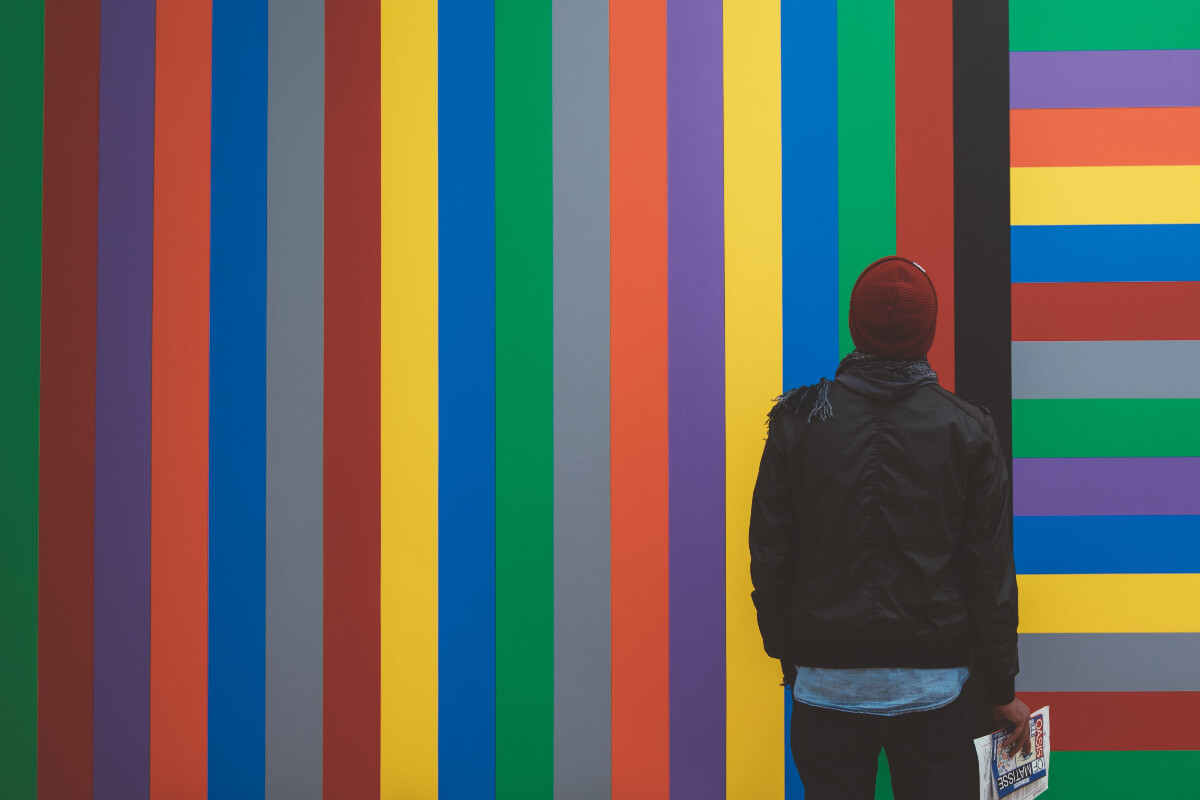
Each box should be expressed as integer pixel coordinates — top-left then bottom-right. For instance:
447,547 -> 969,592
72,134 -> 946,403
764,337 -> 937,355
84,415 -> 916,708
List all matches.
38,3 -> 99,794
1018,692 -> 1200,751
1012,282 -> 1200,341
1011,108 -> 1200,168
895,0 -> 955,390
151,1 -> 211,796
610,0 -> 671,796
324,2 -> 381,795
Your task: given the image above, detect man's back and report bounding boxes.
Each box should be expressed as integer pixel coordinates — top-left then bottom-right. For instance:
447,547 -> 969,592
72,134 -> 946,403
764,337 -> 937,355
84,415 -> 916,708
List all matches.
750,257 -> 1028,800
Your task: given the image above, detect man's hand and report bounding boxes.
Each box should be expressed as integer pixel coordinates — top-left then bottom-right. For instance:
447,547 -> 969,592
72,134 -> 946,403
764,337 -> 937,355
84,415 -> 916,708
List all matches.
780,659 -> 797,688
991,697 -> 1032,756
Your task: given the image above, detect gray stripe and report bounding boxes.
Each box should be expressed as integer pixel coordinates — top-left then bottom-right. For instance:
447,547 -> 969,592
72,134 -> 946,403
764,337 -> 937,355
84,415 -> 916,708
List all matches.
1016,634 -> 1200,692
1012,340 -> 1200,399
265,1 -> 324,796
552,1 -> 611,796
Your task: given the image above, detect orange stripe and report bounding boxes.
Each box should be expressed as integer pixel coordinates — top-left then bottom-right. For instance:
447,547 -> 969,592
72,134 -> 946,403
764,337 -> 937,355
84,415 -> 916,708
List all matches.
610,1 -> 670,796
150,1 -> 211,796
1011,108 -> 1200,168
896,0 -> 955,389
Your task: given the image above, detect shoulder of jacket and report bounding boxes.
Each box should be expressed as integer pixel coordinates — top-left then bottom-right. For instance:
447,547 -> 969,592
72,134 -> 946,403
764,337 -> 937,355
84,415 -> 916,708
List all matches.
768,384 -> 817,421
927,384 -> 992,429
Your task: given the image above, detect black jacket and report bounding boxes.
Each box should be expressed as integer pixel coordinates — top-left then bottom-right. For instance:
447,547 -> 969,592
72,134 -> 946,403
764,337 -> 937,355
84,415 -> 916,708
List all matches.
749,362 -> 1019,705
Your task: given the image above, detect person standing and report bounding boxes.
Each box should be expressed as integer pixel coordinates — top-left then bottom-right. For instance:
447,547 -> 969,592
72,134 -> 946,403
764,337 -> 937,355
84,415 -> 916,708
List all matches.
749,256 -> 1029,800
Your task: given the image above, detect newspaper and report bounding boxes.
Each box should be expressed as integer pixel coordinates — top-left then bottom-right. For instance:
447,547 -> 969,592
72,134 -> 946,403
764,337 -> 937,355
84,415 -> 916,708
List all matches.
974,706 -> 1050,800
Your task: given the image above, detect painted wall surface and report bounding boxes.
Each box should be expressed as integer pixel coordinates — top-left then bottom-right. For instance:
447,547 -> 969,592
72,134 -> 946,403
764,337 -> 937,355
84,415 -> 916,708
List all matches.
1,0 -> 1196,798
1006,1 -> 1200,795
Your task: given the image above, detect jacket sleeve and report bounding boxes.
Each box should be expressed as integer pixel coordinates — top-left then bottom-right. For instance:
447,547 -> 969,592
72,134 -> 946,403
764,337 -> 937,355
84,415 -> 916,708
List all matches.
749,417 -> 796,661
961,413 -> 1020,705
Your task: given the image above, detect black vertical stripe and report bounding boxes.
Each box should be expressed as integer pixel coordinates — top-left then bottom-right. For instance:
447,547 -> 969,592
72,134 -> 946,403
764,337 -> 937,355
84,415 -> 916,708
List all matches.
953,0 -> 1012,461
953,0 -> 1014,737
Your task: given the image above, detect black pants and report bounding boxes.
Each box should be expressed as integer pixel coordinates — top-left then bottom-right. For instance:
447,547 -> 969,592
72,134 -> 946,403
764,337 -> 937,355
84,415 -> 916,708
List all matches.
790,693 -> 979,800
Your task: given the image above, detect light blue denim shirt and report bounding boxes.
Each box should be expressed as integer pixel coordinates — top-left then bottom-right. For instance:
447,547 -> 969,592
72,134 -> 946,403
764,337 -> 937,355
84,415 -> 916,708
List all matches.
793,666 -> 970,716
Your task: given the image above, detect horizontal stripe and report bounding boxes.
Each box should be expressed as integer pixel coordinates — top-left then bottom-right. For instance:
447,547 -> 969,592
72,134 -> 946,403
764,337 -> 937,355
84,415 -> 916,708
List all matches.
1011,166 -> 1200,226
1012,282 -> 1200,341
1049,751 -> 1200,799
1017,574 -> 1200,633
1010,0 -> 1200,52
1010,225 -> 1200,283
1014,457 -> 1200,516
1010,50 -> 1200,110
1013,399 -> 1200,458
1016,516 -> 1200,574
1016,634 -> 1200,692
1018,692 -> 1200,751
1012,341 -> 1200,399
1011,108 -> 1200,168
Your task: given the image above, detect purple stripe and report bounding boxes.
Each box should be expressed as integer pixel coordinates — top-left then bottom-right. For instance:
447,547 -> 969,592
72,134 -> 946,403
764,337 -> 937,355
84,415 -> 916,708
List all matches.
667,1 -> 725,796
1014,458 -> 1200,517
1010,50 -> 1200,109
94,1 -> 155,798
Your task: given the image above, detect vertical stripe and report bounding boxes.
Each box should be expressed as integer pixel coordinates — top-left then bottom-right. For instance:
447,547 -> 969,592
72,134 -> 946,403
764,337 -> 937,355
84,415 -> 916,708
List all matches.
667,1 -> 726,795
94,1 -> 154,796
552,0 -> 611,795
724,1 -> 783,797
266,0 -> 323,796
952,0 -> 1011,447
0,1 -> 42,794
209,0 -> 267,794
952,0 -> 1011,739
837,0 -> 896,355
324,1 -> 381,795
781,0 -> 838,391
152,0 -> 210,795
381,0 -> 437,796
609,1 -> 670,795
895,0 -> 955,388
438,0 -> 496,795
39,2 -> 97,794
495,1 -> 553,796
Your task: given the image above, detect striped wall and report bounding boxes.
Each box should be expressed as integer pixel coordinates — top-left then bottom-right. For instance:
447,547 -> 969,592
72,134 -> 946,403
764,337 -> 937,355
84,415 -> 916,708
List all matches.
1009,1 -> 1200,796
3,1 -> 1194,798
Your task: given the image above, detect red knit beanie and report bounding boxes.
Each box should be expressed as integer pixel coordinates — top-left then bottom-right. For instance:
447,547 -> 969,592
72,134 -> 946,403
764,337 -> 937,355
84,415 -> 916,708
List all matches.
848,256 -> 938,359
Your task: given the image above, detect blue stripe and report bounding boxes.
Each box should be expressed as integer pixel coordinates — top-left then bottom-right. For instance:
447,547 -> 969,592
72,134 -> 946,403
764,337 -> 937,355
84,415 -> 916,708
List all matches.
782,4 -> 836,797
782,0 -> 839,390
210,2 -> 268,796
1016,516 -> 1200,575
439,2 -> 497,797
1011,225 -> 1200,283
784,690 -> 805,798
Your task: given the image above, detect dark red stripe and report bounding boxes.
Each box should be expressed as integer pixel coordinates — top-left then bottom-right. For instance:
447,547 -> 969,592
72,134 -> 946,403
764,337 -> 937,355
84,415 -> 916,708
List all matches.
1018,692 -> 1200,751
39,2 -> 99,794
896,0 -> 955,389
1012,282 -> 1200,342
323,1 -> 381,795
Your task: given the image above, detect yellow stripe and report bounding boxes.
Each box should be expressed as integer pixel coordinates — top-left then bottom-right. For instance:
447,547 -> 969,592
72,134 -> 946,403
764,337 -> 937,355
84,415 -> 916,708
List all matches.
724,2 -> 784,797
1018,574 -> 1200,633
381,2 -> 438,796
1011,166 -> 1200,225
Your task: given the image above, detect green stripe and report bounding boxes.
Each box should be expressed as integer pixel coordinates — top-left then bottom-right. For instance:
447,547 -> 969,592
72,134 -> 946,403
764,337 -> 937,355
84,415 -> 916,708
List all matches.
1013,399 -> 1200,457
837,0 -> 896,357
874,751 -> 1200,798
495,1 -> 553,797
1048,751 -> 1200,798
0,2 -> 43,795
1011,0 -> 1200,52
